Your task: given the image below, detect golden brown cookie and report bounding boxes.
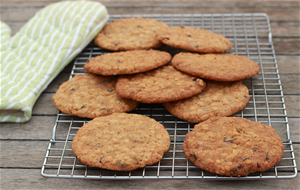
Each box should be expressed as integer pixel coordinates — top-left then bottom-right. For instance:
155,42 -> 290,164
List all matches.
183,117 -> 284,177
172,53 -> 260,81
163,80 -> 249,123
72,113 -> 170,171
94,17 -> 169,51
52,73 -> 138,118
157,26 -> 232,53
84,50 -> 171,75
115,65 -> 206,103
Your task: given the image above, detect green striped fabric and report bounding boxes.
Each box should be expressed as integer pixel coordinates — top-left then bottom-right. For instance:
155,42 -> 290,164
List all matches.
0,1 -> 109,123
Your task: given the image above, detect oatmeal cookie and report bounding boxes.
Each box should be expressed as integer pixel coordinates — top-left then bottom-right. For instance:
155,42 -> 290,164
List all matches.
163,80 -> 249,123
52,73 -> 138,118
183,117 -> 284,177
116,65 -> 206,103
157,26 -> 232,53
72,113 -> 170,171
172,53 -> 260,81
84,50 -> 171,75
94,17 -> 169,51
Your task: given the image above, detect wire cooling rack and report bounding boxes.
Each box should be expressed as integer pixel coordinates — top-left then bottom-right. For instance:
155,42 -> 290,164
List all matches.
41,14 -> 297,179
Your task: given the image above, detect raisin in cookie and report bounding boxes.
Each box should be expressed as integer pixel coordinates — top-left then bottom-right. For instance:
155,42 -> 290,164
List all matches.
157,26 -> 232,53
163,80 -> 249,123
72,113 -> 170,171
52,73 -> 138,118
94,17 -> 169,51
84,50 -> 171,75
116,65 -> 206,103
183,117 -> 284,177
172,53 -> 260,81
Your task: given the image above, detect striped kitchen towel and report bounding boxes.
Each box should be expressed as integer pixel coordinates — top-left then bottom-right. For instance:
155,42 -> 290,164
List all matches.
0,1 -> 109,123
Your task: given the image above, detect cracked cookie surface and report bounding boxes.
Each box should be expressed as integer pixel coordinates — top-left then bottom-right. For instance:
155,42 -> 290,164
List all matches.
116,65 -> 206,103
172,53 -> 260,81
163,80 -> 249,123
52,73 -> 138,118
72,113 -> 170,171
183,117 -> 284,177
157,26 -> 232,53
94,17 -> 169,51
84,50 -> 171,75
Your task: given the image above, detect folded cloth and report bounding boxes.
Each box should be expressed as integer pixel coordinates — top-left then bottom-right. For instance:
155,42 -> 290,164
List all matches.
0,1 -> 109,123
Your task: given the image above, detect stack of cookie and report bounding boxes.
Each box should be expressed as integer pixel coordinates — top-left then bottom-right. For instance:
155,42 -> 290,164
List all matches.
53,17 -> 283,176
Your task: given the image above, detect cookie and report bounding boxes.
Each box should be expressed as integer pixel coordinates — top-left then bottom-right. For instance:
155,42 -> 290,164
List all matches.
172,53 -> 260,81
183,117 -> 284,177
116,65 -> 206,103
72,113 -> 170,171
163,80 -> 249,123
52,73 -> 138,118
83,50 -> 172,75
94,17 -> 169,51
157,26 -> 232,53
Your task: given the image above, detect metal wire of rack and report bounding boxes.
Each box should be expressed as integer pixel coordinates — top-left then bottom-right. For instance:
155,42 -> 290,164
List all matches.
41,14 -> 297,179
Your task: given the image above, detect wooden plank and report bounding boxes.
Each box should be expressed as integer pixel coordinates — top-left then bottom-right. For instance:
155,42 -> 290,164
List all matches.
32,93 -> 58,115
271,22 -> 300,38
273,38 -> 300,55
284,95 -> 300,117
277,56 -> 300,74
281,74 -> 300,95
1,7 -> 38,22
5,20 -> 299,38
289,118 -> 300,142
0,141 -> 48,168
1,167 -> 299,190
1,3 -> 299,22
2,0 -> 299,8
0,116 -> 56,140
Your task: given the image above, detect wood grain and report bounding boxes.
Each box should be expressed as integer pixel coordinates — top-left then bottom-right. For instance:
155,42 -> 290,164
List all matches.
2,0 -> 300,6
32,94 -> 58,115
0,116 -> 56,140
1,0 -> 299,23
281,74 -> 300,95
271,22 -> 300,38
273,38 -> 300,55
2,7 -> 299,22
2,0 -> 299,8
288,118 -> 300,142
277,56 -> 300,74
0,141 -> 48,168
5,21 -> 299,38
284,95 -> 300,117
1,168 -> 299,190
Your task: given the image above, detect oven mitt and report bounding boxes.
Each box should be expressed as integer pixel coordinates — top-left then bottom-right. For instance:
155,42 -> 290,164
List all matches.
0,1 -> 109,123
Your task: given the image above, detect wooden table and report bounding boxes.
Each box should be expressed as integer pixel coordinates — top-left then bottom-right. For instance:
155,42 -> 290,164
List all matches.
1,0 -> 299,189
